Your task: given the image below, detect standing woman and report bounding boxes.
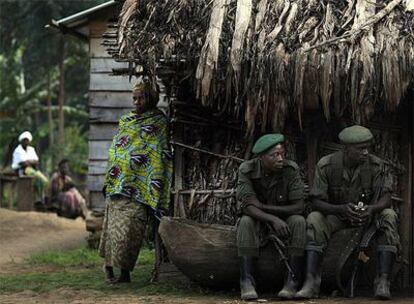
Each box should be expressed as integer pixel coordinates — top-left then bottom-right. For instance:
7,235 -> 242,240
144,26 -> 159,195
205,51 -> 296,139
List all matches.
99,81 -> 173,284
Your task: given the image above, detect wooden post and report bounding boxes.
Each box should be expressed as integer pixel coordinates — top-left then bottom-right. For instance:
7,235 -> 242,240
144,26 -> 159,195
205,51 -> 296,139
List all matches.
47,71 -> 54,166
399,137 -> 412,288
16,177 -> 35,211
173,124 -> 186,218
407,98 -> 414,289
399,95 -> 413,289
57,36 -> 65,146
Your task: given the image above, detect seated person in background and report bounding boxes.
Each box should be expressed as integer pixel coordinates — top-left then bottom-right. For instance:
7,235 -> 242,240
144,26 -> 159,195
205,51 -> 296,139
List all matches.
50,159 -> 89,219
12,131 -> 49,192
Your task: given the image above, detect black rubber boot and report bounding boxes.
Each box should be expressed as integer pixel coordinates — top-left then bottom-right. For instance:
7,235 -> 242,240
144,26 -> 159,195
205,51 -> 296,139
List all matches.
374,250 -> 395,300
295,250 -> 322,299
240,257 -> 258,301
114,268 -> 131,284
278,255 -> 304,299
103,265 -> 115,284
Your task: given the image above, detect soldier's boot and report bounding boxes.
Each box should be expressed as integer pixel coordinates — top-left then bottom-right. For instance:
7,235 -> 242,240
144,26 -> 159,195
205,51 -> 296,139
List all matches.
295,250 -> 322,299
240,256 -> 258,301
277,256 -> 304,299
103,265 -> 115,283
374,249 -> 395,300
114,268 -> 131,284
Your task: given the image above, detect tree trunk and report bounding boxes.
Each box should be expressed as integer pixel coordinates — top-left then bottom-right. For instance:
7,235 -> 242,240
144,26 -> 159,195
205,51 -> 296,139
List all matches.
47,71 -> 54,167
58,37 -> 65,146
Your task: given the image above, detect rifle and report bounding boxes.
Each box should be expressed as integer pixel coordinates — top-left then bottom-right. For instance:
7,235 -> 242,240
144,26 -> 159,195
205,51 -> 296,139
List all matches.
267,224 -> 295,280
345,163 -> 386,297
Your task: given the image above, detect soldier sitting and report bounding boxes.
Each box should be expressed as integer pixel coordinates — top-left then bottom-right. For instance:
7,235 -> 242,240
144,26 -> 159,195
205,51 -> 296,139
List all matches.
236,134 -> 306,300
296,125 -> 400,300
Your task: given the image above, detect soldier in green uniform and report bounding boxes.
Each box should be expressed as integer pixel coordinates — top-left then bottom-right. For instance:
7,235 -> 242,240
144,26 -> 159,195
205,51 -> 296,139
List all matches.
236,134 -> 306,300
296,125 -> 400,300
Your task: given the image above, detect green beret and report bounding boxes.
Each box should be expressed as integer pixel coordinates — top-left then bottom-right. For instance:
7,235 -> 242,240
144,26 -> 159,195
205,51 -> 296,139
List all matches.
252,134 -> 285,154
338,125 -> 373,144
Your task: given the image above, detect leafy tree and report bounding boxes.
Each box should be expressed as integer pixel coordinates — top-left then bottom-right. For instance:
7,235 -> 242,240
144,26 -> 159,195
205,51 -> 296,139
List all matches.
0,0 -> 105,175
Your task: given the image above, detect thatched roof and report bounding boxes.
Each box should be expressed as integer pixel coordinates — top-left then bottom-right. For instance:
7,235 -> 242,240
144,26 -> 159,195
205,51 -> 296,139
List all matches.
113,0 -> 414,135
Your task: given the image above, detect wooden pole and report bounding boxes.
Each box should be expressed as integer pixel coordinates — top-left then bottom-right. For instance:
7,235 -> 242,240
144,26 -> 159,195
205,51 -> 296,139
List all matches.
173,127 -> 186,218
408,96 -> 414,288
170,141 -> 245,163
398,92 -> 413,289
57,36 -> 65,146
47,71 -> 54,166
171,189 -> 236,195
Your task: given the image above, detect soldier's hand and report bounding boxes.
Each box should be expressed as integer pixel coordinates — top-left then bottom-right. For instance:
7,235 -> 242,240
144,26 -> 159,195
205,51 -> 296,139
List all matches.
270,217 -> 290,239
343,203 -> 362,223
356,206 -> 373,224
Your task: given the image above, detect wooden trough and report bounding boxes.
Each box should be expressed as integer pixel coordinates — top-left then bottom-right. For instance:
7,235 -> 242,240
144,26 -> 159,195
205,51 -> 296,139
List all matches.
159,216 -> 376,291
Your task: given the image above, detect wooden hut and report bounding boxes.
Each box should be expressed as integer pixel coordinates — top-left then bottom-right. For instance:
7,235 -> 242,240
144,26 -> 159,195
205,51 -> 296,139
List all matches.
48,0 -> 170,245
48,1 -> 132,214
108,0 -> 413,290
51,0 -> 413,291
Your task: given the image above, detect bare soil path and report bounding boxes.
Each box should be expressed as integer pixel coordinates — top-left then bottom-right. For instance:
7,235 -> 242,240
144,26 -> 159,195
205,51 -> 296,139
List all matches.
0,290 -> 412,304
0,208 -> 87,269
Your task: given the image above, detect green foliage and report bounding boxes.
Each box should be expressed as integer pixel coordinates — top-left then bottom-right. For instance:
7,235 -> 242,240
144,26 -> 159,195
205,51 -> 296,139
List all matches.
42,125 -> 89,174
0,0 -> 106,175
0,247 -> 203,296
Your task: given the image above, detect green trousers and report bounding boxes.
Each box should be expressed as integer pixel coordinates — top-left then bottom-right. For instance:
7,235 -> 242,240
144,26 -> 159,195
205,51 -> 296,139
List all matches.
237,215 -> 306,257
306,208 -> 400,252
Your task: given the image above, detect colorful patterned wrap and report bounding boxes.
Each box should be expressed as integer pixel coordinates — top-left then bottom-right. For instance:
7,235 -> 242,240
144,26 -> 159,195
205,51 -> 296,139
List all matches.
104,109 -> 173,211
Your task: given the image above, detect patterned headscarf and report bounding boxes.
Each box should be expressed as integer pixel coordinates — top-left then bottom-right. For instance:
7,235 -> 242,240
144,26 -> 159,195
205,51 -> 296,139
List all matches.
133,81 -> 159,108
133,82 -> 149,93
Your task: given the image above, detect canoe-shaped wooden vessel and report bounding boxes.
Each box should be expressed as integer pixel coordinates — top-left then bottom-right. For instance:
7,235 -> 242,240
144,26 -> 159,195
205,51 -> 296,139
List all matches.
159,217 -> 376,291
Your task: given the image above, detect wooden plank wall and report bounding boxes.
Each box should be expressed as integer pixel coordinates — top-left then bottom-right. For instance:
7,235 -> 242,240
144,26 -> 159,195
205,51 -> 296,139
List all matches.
88,20 -> 133,212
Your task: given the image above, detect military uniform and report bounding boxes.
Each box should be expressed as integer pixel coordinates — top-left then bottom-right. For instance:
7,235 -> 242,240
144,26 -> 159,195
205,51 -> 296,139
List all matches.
237,158 -> 306,257
307,151 -> 400,252
236,133 -> 306,300
296,125 -> 400,300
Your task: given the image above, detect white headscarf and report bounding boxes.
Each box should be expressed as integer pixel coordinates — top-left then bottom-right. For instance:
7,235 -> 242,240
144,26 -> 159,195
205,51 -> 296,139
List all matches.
18,131 -> 33,142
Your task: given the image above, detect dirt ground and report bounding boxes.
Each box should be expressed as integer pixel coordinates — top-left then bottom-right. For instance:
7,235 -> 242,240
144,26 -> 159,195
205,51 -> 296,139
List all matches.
0,208 -> 412,304
0,289 -> 413,304
0,208 -> 88,269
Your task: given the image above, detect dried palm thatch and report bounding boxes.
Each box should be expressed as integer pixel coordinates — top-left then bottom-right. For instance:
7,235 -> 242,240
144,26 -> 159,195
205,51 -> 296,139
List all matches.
115,0 -> 414,136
